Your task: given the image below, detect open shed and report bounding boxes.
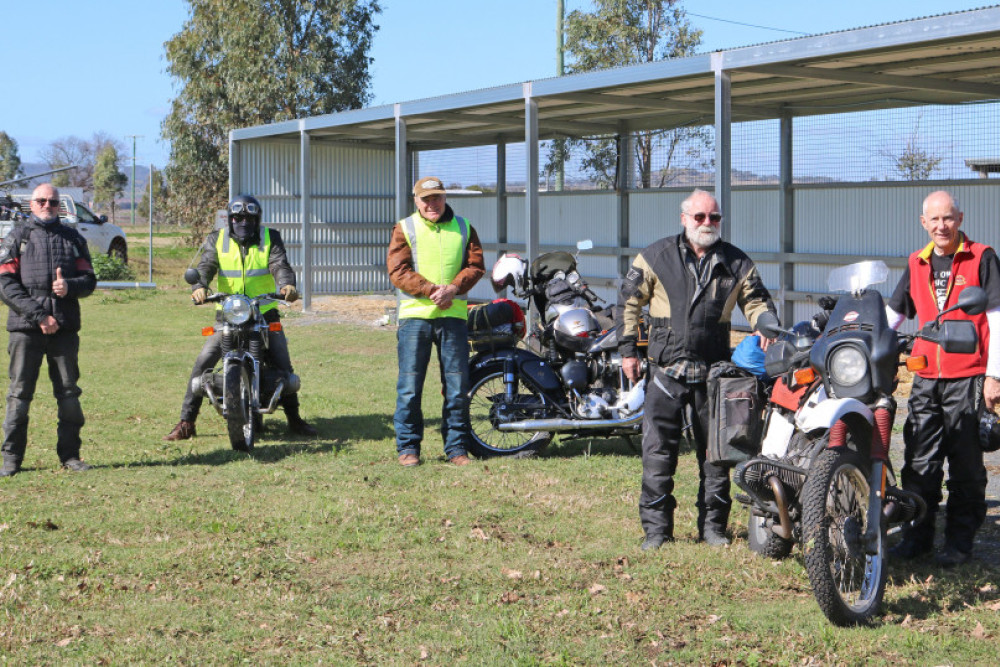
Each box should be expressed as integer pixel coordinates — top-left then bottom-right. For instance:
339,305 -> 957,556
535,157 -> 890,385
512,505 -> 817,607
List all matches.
230,6 -> 1000,324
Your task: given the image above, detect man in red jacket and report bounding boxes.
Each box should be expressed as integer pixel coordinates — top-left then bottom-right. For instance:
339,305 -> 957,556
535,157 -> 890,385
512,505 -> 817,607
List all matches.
886,190 -> 1000,566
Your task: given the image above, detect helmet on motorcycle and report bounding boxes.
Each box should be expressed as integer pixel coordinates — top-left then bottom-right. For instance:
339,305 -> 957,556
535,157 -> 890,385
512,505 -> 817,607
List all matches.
978,392 -> 1000,452
227,195 -> 262,242
491,253 -> 528,294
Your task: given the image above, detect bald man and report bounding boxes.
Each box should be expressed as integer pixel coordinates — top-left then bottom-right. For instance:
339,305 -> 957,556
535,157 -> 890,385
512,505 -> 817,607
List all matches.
886,190 -> 1000,566
0,183 -> 96,476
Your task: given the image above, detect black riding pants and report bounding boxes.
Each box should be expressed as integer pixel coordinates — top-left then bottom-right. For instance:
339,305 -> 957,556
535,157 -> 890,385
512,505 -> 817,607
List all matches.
2,330 -> 85,463
639,366 -> 731,538
902,374 -> 987,553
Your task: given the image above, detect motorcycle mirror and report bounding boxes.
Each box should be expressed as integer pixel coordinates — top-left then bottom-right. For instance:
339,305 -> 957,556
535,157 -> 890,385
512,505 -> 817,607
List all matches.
924,319 -> 978,354
577,239 -> 594,252
755,311 -> 785,339
955,286 -> 988,316
183,268 -> 201,285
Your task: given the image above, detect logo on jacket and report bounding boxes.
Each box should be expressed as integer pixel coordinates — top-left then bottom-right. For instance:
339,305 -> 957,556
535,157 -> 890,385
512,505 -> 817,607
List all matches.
955,275 -> 967,286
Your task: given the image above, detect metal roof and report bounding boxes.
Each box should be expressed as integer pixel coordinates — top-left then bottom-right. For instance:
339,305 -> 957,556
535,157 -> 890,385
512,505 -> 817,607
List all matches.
233,6 -> 1000,150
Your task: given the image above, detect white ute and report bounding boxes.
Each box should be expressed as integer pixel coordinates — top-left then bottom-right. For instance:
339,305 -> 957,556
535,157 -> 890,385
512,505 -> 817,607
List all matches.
3,194 -> 128,263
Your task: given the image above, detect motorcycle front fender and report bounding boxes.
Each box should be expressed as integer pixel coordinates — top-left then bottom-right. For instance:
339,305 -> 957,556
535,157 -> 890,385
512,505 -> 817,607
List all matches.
795,396 -> 873,433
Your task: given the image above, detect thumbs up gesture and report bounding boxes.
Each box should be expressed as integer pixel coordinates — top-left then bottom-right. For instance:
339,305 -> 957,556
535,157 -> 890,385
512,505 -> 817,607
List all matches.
52,266 -> 68,297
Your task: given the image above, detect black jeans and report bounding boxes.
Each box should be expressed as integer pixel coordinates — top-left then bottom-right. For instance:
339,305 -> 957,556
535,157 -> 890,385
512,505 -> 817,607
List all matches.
639,366 -> 731,538
2,330 -> 85,463
179,327 -> 295,422
901,374 -> 987,553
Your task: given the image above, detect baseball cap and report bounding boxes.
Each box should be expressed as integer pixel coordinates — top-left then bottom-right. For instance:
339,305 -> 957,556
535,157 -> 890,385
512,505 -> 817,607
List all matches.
413,176 -> 446,198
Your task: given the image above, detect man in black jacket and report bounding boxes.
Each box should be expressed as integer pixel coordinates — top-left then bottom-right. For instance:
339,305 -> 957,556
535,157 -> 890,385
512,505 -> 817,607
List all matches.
0,183 -> 97,476
620,189 -> 775,550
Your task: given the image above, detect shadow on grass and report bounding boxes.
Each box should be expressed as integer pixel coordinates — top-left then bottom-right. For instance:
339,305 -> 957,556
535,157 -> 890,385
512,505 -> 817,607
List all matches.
538,435 -> 642,458
128,414 -> 394,468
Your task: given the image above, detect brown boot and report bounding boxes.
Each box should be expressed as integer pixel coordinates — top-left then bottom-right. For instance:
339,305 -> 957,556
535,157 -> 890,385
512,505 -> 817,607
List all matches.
164,420 -> 196,441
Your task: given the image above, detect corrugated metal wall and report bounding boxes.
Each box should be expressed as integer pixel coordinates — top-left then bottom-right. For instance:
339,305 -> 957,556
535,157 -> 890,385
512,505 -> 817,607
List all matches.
239,140 -> 396,293
235,139 -> 1000,328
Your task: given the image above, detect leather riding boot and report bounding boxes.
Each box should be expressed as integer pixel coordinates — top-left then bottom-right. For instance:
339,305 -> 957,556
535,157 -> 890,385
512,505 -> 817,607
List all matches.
282,395 -> 317,436
164,420 -> 196,441
0,454 -> 20,478
702,508 -> 731,546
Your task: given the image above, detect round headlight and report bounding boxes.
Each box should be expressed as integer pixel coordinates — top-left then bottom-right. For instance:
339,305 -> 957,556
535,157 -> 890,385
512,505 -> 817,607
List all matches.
222,295 -> 253,325
829,345 -> 867,386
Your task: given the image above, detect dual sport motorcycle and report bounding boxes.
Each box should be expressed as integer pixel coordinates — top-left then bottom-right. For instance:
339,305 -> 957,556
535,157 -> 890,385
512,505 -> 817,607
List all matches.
734,260 -> 985,625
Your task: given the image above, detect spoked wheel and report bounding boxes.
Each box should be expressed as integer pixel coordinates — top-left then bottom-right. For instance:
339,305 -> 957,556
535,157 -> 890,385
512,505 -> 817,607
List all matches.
747,513 -> 793,560
467,366 -> 551,459
801,444 -> 885,626
224,363 -> 255,452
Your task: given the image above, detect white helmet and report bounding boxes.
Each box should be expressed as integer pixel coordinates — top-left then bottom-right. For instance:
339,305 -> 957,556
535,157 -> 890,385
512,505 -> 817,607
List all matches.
491,253 -> 528,294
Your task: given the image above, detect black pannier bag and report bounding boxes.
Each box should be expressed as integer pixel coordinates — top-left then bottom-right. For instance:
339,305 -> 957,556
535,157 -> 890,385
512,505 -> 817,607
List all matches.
707,361 -> 766,467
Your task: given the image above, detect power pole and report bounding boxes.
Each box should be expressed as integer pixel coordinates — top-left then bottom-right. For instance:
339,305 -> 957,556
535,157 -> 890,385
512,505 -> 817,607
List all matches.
125,135 -> 143,227
555,0 -> 565,191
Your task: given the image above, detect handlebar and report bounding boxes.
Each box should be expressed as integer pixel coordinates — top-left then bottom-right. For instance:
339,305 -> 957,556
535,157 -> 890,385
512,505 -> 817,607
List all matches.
193,292 -> 285,305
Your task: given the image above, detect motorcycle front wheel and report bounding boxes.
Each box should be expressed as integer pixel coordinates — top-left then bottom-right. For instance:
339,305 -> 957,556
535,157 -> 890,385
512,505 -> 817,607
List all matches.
747,513 -> 793,560
801,443 -> 886,626
467,366 -> 552,459
224,363 -> 255,452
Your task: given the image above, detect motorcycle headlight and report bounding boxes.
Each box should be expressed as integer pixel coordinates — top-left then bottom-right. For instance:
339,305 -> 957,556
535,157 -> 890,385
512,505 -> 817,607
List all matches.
221,295 -> 253,325
829,345 -> 867,386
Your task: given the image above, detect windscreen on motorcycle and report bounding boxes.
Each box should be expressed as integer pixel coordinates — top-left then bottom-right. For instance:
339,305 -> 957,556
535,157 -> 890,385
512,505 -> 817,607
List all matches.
531,251 -> 576,282
827,260 -> 889,293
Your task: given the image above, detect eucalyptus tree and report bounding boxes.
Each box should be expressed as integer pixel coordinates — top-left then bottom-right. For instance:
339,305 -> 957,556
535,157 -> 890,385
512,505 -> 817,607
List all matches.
0,131 -> 23,184
163,0 -> 381,238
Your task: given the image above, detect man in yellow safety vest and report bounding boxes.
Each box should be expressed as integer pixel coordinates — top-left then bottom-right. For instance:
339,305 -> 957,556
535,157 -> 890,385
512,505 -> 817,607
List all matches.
387,177 -> 484,466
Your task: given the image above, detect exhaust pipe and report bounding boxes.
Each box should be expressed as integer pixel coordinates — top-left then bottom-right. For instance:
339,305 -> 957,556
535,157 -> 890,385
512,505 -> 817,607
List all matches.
767,475 -> 794,540
498,410 -> 643,432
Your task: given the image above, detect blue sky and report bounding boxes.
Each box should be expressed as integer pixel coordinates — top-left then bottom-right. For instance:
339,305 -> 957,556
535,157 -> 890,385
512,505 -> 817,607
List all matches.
3,1 -> 994,170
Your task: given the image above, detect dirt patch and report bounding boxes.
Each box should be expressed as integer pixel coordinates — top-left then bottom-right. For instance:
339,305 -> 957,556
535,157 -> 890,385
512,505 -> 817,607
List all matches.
287,294 -> 397,327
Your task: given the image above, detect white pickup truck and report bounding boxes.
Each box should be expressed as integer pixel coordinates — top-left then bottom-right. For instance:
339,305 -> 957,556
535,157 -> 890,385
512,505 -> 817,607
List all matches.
1,194 -> 128,262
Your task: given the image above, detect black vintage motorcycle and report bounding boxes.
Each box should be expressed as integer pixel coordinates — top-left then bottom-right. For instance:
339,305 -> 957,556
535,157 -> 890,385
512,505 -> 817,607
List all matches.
183,268 -> 300,452
465,241 -> 645,459
736,260 -> 985,626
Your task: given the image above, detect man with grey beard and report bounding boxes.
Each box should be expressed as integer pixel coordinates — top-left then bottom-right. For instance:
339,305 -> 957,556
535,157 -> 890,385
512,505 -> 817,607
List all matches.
619,189 -> 775,550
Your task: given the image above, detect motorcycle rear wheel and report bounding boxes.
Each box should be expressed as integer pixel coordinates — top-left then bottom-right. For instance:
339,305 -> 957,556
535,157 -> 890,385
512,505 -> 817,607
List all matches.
467,367 -> 551,459
801,443 -> 886,626
224,363 -> 255,452
747,513 -> 793,560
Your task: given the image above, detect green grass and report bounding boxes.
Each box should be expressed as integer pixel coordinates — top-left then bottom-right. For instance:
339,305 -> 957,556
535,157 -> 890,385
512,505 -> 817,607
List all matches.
0,254 -> 998,663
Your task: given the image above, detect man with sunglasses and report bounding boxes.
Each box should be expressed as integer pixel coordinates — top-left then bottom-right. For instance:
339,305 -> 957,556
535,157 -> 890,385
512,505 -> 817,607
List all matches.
619,189 -> 775,550
0,183 -> 96,476
164,194 -> 317,441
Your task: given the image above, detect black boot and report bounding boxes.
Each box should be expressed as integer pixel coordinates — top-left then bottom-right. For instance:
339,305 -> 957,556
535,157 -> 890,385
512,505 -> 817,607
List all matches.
0,455 -> 20,478
283,398 -> 317,436
701,508 -> 731,547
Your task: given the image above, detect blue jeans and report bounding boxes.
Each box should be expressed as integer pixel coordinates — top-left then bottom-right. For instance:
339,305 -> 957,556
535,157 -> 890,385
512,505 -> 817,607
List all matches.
394,317 -> 470,459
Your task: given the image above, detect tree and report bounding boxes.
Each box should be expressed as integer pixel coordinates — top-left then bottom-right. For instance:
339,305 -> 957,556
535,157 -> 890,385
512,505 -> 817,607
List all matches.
0,131 -> 23,184
163,0 -> 381,241
138,167 -> 171,225
880,115 -> 943,181
93,146 -> 128,223
40,132 -> 127,191
551,1 -> 711,189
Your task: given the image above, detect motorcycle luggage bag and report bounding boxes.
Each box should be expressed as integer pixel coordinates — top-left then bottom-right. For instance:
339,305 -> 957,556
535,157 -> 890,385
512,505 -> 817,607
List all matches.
707,361 -> 766,467
467,299 -> 525,351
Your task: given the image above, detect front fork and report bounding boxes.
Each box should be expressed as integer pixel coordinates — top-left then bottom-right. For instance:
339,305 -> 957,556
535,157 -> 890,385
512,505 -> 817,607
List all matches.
864,402 -> 895,554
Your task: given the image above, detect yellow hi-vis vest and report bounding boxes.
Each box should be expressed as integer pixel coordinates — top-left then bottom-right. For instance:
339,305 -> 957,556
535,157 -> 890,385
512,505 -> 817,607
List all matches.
397,213 -> 469,320
216,227 -> 278,314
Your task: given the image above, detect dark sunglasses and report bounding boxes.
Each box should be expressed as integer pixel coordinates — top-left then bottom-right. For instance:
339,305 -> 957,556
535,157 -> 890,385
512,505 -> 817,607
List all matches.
33,198 -> 61,207
688,212 -> 722,223
229,201 -> 259,215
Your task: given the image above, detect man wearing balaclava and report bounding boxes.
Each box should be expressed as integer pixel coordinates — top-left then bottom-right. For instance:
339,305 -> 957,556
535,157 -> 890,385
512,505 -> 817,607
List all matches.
164,195 -> 317,441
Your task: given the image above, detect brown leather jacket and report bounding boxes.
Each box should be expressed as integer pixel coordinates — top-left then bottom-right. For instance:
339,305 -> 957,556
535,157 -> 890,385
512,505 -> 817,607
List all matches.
387,205 -> 485,298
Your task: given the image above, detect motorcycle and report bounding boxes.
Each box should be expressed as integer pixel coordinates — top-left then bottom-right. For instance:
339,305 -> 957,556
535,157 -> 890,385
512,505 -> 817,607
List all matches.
182,268 -> 301,452
465,240 -> 646,459
734,260 -> 986,626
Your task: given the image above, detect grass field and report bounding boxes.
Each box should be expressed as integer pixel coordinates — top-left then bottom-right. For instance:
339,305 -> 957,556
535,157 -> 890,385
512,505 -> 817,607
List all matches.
0,237 -> 998,664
